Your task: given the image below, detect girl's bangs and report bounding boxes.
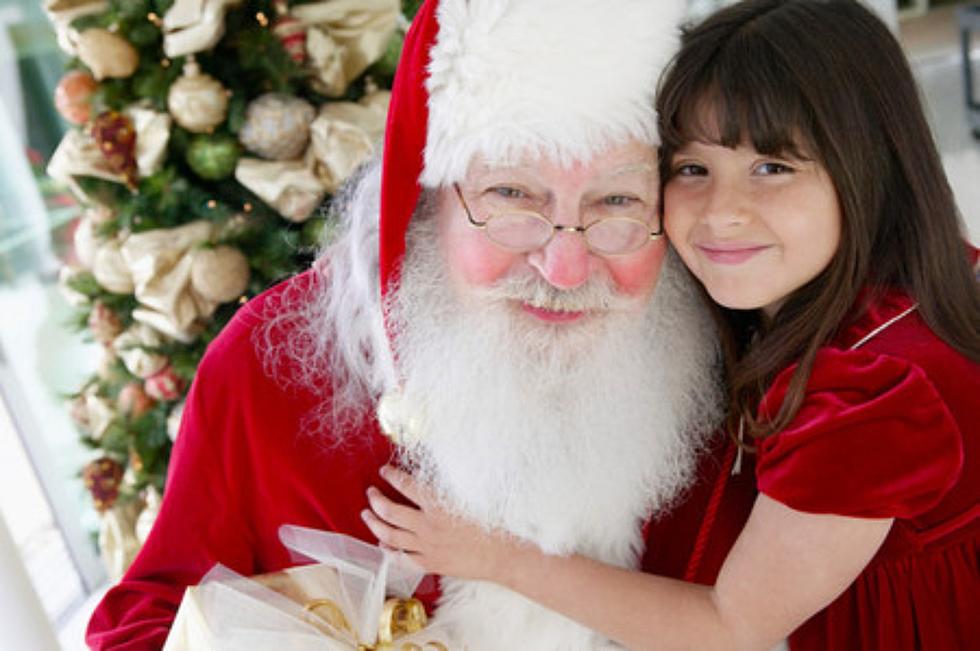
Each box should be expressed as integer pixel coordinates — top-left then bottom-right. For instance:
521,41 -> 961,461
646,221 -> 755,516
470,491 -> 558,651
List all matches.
661,33 -> 818,160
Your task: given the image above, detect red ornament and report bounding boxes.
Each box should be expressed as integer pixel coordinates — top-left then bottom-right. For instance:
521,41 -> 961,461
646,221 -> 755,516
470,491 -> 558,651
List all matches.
118,382 -> 156,418
82,457 -> 124,512
144,365 -> 184,402
54,70 -> 98,125
273,8 -> 307,64
91,110 -> 138,189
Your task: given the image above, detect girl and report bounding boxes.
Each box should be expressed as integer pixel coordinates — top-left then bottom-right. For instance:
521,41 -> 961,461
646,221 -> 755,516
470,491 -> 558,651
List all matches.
362,0 -> 980,648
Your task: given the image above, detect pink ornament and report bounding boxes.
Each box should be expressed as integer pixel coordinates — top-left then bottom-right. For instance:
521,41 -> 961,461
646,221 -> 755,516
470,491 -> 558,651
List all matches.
118,382 -> 156,418
88,301 -> 123,346
273,14 -> 307,64
54,70 -> 98,125
144,366 -> 184,402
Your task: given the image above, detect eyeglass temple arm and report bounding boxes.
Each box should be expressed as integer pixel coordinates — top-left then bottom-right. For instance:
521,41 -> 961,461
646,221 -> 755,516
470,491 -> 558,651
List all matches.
453,183 -> 488,228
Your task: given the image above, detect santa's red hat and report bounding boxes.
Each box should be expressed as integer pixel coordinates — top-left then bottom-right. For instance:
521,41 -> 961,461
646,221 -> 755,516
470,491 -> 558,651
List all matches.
379,0 -> 686,298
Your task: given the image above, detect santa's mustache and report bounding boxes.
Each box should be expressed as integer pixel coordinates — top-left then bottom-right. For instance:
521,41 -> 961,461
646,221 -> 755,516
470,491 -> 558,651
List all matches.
477,270 -> 638,314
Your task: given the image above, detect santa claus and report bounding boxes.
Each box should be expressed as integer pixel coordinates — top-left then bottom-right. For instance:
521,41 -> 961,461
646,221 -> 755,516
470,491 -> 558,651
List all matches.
87,1 -> 753,649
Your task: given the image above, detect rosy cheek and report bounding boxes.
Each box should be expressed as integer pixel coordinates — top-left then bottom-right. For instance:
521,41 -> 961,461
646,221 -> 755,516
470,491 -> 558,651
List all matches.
605,239 -> 667,297
444,236 -> 520,288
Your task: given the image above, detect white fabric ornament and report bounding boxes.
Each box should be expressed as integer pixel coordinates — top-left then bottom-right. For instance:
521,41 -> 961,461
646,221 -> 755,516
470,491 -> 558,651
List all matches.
99,501 -> 143,582
162,0 -> 243,58
135,487 -> 162,545
121,220 -> 218,343
167,59 -> 229,134
58,265 -> 91,307
44,0 -> 109,56
76,28 -> 139,80
112,323 -> 169,379
93,239 -> 136,294
239,93 -> 315,161
310,90 -> 388,193
166,400 -> 186,443
73,214 -> 101,269
292,0 -> 399,97
190,245 -> 250,303
234,152 -> 325,222
128,105 -> 173,177
74,387 -> 114,440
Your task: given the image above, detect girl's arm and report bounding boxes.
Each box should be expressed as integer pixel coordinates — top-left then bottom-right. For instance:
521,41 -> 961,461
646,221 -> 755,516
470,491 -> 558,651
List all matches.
362,465 -> 893,651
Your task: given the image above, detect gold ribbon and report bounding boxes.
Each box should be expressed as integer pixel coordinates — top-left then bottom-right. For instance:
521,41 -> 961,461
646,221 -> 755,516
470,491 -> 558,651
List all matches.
292,0 -> 400,97
303,597 -> 444,650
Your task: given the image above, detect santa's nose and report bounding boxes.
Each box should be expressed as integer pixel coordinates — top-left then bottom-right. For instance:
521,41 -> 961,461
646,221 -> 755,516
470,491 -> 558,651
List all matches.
527,231 -> 593,290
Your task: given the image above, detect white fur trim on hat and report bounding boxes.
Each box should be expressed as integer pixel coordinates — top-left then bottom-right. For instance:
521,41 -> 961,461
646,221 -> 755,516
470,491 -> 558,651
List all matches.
420,0 -> 686,187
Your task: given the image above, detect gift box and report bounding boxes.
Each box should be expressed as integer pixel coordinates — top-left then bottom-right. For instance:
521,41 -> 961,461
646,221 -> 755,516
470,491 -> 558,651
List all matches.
164,525 -> 457,650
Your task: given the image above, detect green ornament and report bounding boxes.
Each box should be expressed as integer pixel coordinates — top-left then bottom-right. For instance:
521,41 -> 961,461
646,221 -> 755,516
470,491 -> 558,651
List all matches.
185,134 -> 240,181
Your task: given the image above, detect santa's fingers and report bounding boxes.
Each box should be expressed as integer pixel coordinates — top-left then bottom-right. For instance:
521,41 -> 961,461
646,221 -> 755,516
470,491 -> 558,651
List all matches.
379,464 -> 432,508
361,507 -> 423,553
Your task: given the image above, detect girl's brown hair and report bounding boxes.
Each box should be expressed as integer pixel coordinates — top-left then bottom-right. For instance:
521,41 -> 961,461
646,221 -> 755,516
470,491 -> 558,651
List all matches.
656,0 -> 980,440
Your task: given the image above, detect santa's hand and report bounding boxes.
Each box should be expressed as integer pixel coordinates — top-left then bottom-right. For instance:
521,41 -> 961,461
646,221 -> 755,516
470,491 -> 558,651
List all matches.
362,464 -> 515,581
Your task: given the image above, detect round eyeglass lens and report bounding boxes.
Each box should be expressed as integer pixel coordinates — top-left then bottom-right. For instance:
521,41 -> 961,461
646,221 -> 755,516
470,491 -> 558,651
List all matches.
585,218 -> 651,254
485,212 -> 554,250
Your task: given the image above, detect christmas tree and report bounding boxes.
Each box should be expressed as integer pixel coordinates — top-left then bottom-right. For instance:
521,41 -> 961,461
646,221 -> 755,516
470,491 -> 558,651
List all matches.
46,0 -> 420,579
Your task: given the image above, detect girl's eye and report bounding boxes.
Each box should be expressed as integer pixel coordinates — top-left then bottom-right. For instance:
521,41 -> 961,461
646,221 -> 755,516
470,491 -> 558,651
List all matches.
756,161 -> 794,175
673,163 -> 707,177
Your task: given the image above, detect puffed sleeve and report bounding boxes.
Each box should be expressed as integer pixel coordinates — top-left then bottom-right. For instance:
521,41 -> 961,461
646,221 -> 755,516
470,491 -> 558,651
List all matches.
755,348 -> 964,519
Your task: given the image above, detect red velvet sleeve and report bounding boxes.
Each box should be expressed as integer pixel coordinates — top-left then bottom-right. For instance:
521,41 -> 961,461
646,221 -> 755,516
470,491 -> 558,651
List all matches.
756,348 -> 964,519
85,316 -> 261,650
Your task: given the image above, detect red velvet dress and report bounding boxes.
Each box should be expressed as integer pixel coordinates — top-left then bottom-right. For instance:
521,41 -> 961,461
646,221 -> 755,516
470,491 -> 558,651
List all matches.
754,290 -> 979,649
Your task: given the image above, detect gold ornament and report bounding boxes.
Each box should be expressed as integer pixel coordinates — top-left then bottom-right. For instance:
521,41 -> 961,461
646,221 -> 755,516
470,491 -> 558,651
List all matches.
76,28 -> 140,80
239,93 -> 316,160
167,58 -> 229,134
190,245 -> 251,304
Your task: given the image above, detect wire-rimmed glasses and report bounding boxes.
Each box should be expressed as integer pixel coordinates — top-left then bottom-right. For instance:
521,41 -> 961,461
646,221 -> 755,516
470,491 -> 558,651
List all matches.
452,184 -> 662,256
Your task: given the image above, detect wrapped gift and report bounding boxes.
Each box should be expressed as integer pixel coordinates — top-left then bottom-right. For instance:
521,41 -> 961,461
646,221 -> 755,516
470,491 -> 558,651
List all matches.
164,525 -> 457,650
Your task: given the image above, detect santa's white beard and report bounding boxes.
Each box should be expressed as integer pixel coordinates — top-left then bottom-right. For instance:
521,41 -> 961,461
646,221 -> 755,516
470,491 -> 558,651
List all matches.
387,219 -> 723,649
